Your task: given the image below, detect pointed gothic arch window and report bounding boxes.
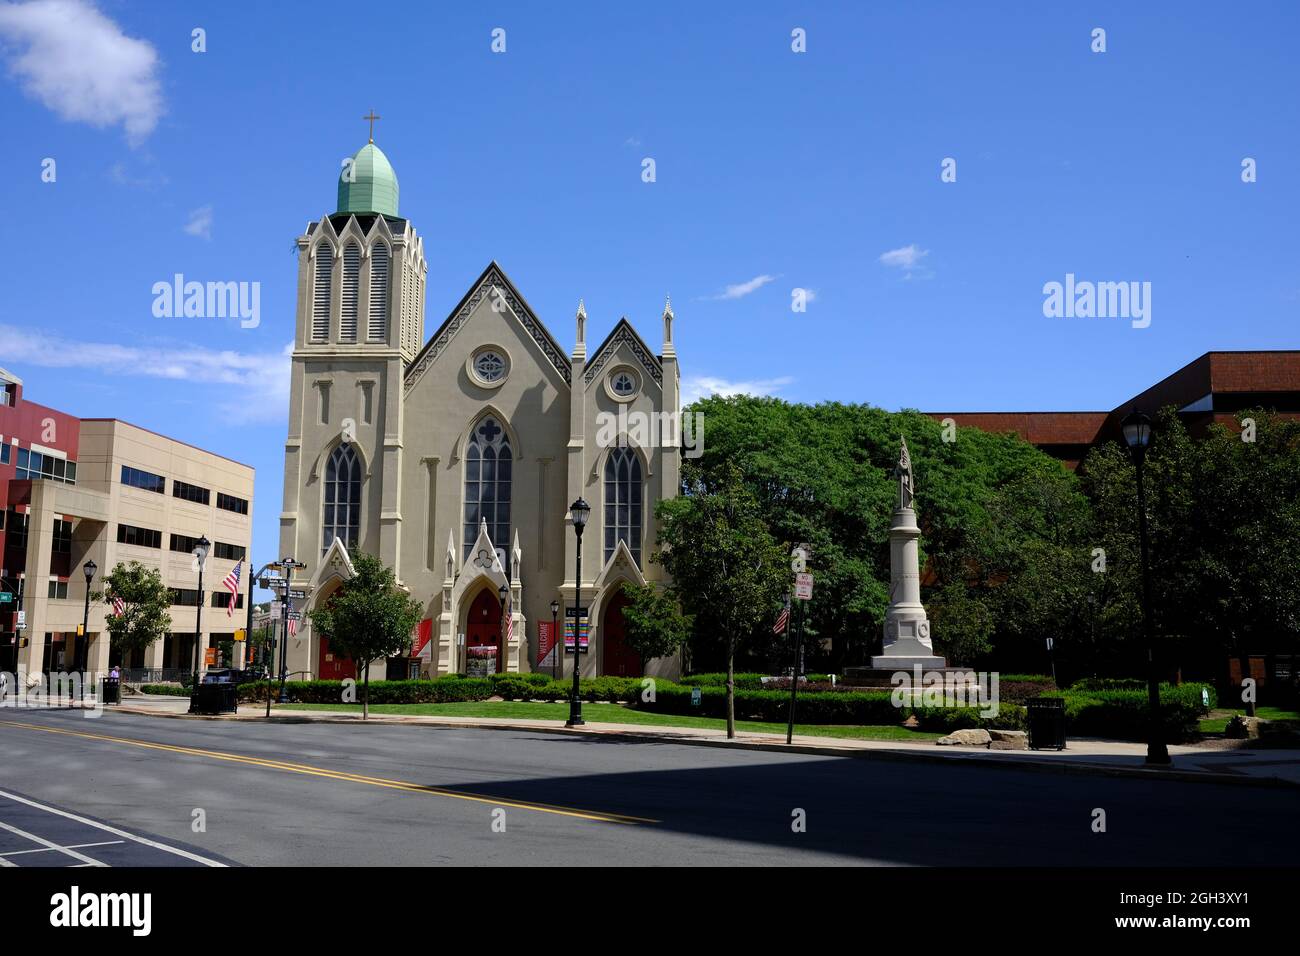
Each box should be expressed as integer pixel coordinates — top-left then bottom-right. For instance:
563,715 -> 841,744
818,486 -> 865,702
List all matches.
368,242 -> 389,340
323,444 -> 362,554
464,417 -> 512,557
311,244 -> 333,342
340,242 -> 361,342
604,445 -> 643,566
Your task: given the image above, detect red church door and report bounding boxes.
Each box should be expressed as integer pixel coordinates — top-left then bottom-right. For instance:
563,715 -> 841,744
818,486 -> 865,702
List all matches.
318,635 -> 355,681
465,588 -> 503,674
601,590 -> 642,677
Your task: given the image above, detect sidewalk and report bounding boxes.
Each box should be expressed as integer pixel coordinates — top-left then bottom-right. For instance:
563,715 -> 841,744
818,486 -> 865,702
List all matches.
85,693 -> 1300,789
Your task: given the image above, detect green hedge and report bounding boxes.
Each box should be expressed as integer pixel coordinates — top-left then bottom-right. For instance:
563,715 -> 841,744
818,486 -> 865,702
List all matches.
1057,682 -> 1216,743
686,672 -> 833,690
141,684 -> 189,696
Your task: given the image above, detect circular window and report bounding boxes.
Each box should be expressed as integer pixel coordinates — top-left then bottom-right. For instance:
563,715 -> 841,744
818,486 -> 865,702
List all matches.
468,347 -> 510,388
605,366 -> 640,402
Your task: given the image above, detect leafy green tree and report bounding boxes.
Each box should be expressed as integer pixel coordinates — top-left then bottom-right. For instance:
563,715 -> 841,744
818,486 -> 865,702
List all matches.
653,463 -> 788,737
620,582 -> 692,672
94,561 -> 171,671
307,552 -> 422,718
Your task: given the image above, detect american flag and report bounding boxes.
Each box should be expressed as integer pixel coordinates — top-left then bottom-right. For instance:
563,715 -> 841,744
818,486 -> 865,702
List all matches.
287,613 -> 297,637
772,599 -> 790,636
112,595 -> 125,618
222,560 -> 243,618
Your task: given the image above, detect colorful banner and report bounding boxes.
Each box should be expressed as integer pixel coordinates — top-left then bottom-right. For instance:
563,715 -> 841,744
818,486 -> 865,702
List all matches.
537,620 -> 557,666
411,618 -> 433,660
564,607 -> 589,653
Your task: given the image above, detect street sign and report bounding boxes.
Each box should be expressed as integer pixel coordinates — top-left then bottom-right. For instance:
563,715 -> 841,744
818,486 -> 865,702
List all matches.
15,610 -> 25,629
0,592 -> 13,604
691,687 -> 701,707
794,572 -> 813,601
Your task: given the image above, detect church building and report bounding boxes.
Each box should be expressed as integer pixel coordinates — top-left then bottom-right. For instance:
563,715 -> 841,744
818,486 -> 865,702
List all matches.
278,134 -> 681,681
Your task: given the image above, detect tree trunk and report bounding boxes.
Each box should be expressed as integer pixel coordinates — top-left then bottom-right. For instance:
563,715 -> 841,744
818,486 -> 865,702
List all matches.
725,643 -> 736,739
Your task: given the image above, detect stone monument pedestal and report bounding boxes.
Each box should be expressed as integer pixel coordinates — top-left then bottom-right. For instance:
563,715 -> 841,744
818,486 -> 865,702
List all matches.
872,486 -> 946,670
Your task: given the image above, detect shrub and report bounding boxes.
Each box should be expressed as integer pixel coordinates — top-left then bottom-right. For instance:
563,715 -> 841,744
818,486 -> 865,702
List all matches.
140,683 -> 189,696
1058,682 -> 1215,743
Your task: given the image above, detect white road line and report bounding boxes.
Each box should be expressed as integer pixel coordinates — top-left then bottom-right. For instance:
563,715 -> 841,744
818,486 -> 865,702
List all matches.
0,840 -> 125,858
0,821 -> 107,867
0,789 -> 227,867
0,855 -> 15,867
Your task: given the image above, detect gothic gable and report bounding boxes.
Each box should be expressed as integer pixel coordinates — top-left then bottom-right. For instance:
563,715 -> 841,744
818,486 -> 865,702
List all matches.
584,317 -> 663,388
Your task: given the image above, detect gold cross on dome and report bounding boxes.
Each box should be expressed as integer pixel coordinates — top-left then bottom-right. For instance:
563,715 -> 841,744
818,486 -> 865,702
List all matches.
363,109 -> 381,143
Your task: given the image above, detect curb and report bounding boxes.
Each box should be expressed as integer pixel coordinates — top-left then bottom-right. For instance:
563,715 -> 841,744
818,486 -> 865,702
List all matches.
106,703 -> 1299,790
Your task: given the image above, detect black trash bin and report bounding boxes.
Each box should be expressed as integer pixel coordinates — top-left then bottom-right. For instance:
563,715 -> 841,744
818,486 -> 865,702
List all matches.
189,671 -> 239,714
1027,697 -> 1067,750
101,677 -> 121,705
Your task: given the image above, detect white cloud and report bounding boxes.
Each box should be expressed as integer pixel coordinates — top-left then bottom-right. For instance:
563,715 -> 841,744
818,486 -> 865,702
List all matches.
706,274 -> 777,300
0,324 -> 290,424
878,244 -> 929,270
183,205 -> 212,240
681,374 -> 793,406
0,0 -> 163,143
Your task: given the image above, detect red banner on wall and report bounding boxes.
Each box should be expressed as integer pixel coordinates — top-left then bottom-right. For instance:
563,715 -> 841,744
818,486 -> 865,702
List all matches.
537,621 -> 556,666
411,618 -> 433,660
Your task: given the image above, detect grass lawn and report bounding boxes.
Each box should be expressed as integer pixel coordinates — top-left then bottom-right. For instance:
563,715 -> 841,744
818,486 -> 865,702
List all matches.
1199,706 -> 1300,734
275,700 -> 942,741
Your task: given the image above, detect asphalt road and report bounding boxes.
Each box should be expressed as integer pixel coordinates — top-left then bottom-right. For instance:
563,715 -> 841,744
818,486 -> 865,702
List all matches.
0,707 -> 1295,866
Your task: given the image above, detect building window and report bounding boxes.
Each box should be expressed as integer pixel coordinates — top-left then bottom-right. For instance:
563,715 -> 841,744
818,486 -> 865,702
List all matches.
173,480 -> 210,505
312,244 -> 333,341
121,465 -> 166,494
16,448 -> 76,484
214,541 -> 245,561
53,519 -> 72,555
604,446 -> 643,566
340,242 -> 360,342
117,524 -> 162,549
47,580 -> 69,600
216,492 -> 249,515
0,444 -> 9,465
474,352 -> 506,383
4,510 -> 26,551
323,444 -> 362,553
169,533 -> 201,555
211,592 -> 244,610
463,417 -> 511,556
612,371 -> 637,396
168,588 -> 203,607
368,243 -> 389,340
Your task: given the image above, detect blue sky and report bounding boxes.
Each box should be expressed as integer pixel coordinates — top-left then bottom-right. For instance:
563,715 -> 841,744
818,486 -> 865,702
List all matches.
1,1 -> 1297,574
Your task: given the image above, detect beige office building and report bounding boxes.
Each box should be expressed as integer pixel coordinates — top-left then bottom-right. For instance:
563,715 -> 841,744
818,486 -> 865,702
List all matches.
10,418 -> 254,681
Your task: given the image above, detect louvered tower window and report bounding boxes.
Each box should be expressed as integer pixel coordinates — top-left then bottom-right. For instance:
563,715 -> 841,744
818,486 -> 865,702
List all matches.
311,245 -> 333,341
340,242 -> 360,342
368,243 -> 389,340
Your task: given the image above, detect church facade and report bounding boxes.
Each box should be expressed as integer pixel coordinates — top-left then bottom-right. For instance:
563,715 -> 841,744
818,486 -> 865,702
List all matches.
279,138 -> 681,681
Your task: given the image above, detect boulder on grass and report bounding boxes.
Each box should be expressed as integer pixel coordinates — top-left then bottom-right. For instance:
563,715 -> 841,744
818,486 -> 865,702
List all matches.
1225,715 -> 1262,739
935,728 -> 992,747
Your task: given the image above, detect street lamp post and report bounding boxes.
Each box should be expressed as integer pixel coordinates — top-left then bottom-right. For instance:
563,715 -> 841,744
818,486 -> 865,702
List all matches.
188,536 -> 210,714
566,498 -> 590,727
81,560 -> 95,701
550,599 -> 560,681
497,582 -> 508,675
1121,411 -> 1171,767
277,556 -> 305,703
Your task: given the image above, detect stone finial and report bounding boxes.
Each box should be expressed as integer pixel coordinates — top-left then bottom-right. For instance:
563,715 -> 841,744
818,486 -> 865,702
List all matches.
575,298 -> 587,347
662,294 -> 674,346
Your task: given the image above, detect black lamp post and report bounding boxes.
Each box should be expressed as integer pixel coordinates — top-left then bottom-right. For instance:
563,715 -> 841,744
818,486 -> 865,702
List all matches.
278,556 -> 304,703
566,497 -> 590,727
497,582 -> 509,675
550,599 -> 560,681
81,560 -> 95,701
188,536 -> 210,713
1121,411 -> 1170,766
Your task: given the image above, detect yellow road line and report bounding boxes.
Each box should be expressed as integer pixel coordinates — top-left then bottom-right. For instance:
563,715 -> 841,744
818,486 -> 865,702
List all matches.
0,719 -> 657,826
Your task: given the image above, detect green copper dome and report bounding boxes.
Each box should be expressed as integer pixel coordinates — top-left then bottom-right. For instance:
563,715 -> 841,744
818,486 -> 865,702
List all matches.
336,142 -> 399,217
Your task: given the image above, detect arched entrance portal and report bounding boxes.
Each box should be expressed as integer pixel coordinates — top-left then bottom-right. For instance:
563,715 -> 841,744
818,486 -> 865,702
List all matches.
465,588 -> 503,674
601,588 -> 641,677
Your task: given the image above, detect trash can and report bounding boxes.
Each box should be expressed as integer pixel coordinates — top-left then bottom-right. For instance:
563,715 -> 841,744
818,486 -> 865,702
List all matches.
101,677 -> 121,705
1027,697 -> 1067,750
189,672 -> 239,714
